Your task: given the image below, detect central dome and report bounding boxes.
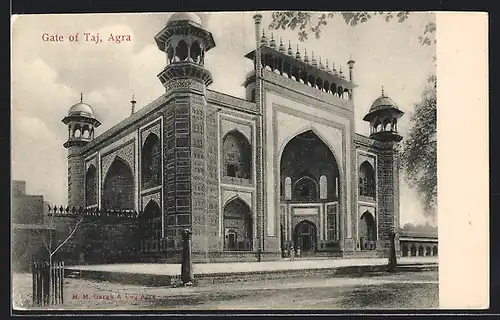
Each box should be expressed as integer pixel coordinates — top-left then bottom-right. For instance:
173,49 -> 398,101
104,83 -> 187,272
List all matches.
167,12 -> 203,27
68,102 -> 95,117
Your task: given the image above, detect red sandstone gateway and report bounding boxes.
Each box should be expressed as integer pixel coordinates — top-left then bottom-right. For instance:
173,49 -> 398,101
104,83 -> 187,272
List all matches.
53,12 -> 407,265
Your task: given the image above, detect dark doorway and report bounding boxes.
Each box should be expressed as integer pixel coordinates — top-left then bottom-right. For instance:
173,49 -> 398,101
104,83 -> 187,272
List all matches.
293,220 -> 317,252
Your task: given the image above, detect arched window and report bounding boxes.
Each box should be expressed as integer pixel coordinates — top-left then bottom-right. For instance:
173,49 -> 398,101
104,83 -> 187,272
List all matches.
293,174 -> 318,202
392,119 -> 398,132
73,124 -> 82,138
359,211 -> 376,250
103,158 -> 134,210
223,198 -> 253,251
222,130 -> 251,180
432,246 -> 438,256
85,165 -> 97,206
402,244 -> 409,257
175,39 -> 188,62
141,200 -> 162,241
190,41 -> 201,63
411,244 -> 417,256
359,161 -> 376,198
141,133 -> 161,190
383,117 -> 391,131
418,245 -> 424,256
426,246 -> 431,256
373,119 -> 381,133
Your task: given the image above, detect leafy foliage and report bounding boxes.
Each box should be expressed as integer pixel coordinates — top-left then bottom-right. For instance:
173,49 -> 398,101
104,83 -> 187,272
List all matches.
269,11 -> 434,46
400,75 -> 437,216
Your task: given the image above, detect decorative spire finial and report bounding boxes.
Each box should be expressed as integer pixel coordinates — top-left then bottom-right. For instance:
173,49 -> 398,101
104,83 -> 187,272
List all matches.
279,37 -> 285,53
260,29 -> 268,46
270,32 -> 276,49
381,85 -> 385,97
80,92 -> 83,103
130,94 -> 137,115
295,44 -> 301,60
288,40 -> 293,55
304,48 -> 309,63
311,51 -> 317,67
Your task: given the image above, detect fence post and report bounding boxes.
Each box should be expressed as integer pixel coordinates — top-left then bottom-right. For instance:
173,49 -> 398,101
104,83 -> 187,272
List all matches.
31,261 -> 36,306
36,262 -> 41,306
49,262 -> 56,304
61,261 -> 64,304
44,262 -> 49,306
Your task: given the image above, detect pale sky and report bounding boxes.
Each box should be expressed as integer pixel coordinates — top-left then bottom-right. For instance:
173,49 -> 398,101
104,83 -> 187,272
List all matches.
11,11 -> 436,226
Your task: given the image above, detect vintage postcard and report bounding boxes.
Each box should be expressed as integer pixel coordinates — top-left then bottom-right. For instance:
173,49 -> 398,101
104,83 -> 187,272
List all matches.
11,11 -> 488,312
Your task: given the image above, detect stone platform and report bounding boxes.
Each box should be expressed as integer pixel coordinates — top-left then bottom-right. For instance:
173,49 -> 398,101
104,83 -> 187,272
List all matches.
64,256 -> 438,287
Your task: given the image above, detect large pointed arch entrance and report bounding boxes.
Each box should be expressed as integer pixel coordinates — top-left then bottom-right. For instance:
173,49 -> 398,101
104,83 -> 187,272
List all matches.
279,129 -> 341,257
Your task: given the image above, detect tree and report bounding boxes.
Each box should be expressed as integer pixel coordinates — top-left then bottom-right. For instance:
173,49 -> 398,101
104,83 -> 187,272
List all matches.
400,75 -> 437,216
38,213 -> 85,266
270,11 -> 437,216
269,11 -> 435,46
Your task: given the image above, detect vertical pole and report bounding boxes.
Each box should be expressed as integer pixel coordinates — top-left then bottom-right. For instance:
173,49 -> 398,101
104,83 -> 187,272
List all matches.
387,231 -> 397,272
181,229 -> 193,285
253,12 -> 264,262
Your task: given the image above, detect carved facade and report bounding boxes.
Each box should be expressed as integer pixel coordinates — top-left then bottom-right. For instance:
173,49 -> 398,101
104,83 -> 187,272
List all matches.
61,12 -> 404,263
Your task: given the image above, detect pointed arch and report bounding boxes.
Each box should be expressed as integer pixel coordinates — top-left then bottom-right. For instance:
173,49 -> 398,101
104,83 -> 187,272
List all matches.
222,129 -> 251,180
373,118 -> 382,133
175,39 -> 188,61
382,117 -> 391,131
223,195 -> 252,211
190,40 -> 201,63
141,200 -> 162,241
141,133 -> 161,190
293,173 -> 319,202
85,164 -> 97,206
223,197 -> 253,251
392,118 -> 398,132
359,210 -> 376,249
293,220 -> 317,252
359,161 -> 376,198
102,157 -> 134,210
279,128 -> 341,203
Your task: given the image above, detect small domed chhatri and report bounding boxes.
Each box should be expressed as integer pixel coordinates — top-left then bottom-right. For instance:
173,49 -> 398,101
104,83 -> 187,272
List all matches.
363,86 -> 404,142
62,93 -> 101,148
167,12 -> 203,27
67,93 -> 98,119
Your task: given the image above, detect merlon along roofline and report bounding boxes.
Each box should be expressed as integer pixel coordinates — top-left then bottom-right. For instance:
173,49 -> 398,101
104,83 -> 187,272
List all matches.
245,46 -> 357,90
